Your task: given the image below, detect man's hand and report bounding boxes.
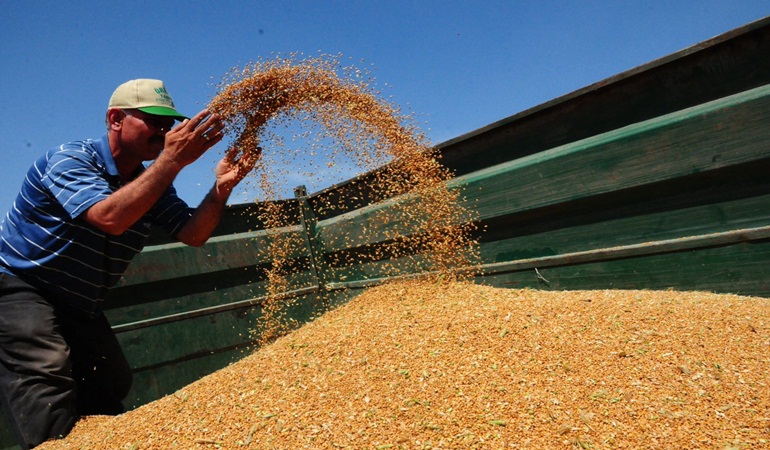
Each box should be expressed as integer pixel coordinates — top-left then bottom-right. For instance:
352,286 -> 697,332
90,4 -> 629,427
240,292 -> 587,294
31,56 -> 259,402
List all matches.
213,147 -> 262,201
161,109 -> 226,169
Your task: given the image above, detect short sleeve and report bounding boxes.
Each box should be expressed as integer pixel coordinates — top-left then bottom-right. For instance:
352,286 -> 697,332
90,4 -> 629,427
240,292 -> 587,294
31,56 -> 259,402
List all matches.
151,184 -> 194,237
41,144 -> 114,219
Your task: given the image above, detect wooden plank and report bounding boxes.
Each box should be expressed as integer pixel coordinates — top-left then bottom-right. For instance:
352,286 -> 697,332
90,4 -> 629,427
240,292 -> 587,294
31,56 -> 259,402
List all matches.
457,83 -> 770,220
478,193 -> 770,265
119,227 -> 307,286
478,240 -> 770,297
107,271 -> 319,326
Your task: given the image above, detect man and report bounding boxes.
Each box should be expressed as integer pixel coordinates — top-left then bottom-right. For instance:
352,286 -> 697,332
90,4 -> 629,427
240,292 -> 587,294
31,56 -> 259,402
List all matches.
0,79 -> 259,448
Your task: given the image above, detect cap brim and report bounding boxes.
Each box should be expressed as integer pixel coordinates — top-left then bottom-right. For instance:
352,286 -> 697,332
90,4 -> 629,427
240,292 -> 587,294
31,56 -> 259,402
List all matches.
138,106 -> 189,121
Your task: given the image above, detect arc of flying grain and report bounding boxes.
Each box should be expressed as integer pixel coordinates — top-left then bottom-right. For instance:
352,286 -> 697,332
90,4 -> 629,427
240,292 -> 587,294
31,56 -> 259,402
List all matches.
207,59 -> 418,174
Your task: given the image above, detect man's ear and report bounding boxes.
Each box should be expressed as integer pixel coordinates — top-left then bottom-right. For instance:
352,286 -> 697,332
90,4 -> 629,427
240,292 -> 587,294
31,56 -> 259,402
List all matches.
106,108 -> 126,131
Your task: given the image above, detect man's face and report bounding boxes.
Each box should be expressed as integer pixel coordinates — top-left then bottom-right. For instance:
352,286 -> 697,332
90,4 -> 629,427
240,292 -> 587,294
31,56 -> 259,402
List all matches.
120,109 -> 176,160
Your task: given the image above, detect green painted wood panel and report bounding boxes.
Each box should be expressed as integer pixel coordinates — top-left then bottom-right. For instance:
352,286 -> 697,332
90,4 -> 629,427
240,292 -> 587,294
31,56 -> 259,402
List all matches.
479,193 -> 770,264
119,227 -> 305,286
477,240 -> 770,297
457,83 -> 770,221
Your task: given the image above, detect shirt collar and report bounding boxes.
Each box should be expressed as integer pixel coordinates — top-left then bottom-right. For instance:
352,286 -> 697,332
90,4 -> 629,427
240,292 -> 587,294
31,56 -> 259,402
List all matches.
94,134 -> 120,178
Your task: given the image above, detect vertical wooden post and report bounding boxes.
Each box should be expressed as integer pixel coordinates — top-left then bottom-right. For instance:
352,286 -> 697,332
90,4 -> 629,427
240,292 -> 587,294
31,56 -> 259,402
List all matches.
294,185 -> 325,290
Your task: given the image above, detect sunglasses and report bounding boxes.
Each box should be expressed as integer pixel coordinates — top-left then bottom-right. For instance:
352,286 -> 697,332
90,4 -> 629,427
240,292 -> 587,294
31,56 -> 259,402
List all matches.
123,109 -> 176,132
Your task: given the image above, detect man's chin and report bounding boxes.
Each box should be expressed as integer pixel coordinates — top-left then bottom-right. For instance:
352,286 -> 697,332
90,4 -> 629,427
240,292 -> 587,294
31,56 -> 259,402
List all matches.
148,142 -> 165,159
140,149 -> 163,162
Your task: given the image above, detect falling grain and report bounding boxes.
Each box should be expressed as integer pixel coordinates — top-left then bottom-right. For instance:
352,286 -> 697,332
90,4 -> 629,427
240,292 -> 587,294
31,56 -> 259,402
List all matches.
207,54 -> 479,344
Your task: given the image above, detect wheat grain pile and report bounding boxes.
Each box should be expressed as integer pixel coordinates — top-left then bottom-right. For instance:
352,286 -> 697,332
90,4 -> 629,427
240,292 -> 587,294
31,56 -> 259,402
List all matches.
40,280 -> 769,449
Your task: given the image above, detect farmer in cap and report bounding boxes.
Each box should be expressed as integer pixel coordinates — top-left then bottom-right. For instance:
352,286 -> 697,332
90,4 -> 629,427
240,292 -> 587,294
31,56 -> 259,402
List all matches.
0,79 -> 259,448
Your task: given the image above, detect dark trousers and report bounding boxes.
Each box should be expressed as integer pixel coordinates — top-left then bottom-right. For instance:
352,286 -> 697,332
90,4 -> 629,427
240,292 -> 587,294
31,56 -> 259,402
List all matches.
0,274 -> 132,449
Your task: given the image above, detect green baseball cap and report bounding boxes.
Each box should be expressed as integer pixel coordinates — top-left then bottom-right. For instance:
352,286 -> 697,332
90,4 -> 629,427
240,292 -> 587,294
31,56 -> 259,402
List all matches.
108,79 -> 188,120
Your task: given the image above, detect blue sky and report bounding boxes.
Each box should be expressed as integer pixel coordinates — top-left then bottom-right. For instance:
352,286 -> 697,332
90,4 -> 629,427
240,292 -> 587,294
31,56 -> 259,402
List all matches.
1,1 -> 768,215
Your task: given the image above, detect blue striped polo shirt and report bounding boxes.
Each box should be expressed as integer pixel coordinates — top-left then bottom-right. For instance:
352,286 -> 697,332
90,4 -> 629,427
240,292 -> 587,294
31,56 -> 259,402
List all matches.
0,134 -> 193,314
